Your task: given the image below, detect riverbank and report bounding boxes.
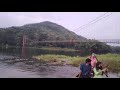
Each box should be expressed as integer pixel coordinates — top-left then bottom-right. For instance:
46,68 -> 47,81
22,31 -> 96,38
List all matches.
40,47 -> 79,51
33,53 -> 120,74
0,46 -> 79,52
0,54 -> 119,78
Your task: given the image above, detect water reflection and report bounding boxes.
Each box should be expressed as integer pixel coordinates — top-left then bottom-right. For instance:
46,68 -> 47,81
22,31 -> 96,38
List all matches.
0,46 -> 88,58
0,46 -> 119,78
21,47 -> 26,58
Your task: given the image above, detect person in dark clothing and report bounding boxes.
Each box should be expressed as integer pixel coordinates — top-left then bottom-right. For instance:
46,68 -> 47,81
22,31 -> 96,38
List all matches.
79,58 -> 92,78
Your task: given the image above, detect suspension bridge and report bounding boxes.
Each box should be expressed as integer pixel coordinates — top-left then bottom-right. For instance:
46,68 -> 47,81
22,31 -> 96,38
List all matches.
22,12 -> 120,47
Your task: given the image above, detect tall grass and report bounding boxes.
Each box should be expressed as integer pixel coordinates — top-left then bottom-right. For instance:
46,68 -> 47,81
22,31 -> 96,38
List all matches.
97,53 -> 120,73
33,53 -> 120,73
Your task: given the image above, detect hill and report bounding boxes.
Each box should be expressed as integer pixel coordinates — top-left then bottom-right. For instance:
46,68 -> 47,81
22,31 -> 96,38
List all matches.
0,21 -> 87,46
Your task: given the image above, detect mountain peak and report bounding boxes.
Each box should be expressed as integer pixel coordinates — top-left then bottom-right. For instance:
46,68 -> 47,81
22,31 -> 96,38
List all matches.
0,21 -> 87,44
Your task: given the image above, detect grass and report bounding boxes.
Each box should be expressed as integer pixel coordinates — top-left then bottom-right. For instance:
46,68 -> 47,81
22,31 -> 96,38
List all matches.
39,47 -> 79,51
0,46 -> 79,52
97,53 -> 120,73
33,53 -> 120,73
25,46 -> 77,51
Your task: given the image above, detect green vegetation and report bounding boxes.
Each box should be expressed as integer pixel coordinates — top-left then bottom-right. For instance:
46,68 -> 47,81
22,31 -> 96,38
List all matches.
0,21 -> 119,55
0,21 -> 86,47
33,54 -> 120,73
111,46 -> 120,54
97,53 -> 120,73
40,47 -> 79,51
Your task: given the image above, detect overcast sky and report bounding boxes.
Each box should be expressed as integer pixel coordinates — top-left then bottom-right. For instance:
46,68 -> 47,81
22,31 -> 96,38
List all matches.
0,12 -> 120,39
